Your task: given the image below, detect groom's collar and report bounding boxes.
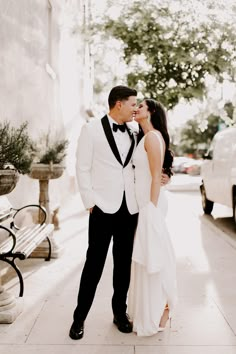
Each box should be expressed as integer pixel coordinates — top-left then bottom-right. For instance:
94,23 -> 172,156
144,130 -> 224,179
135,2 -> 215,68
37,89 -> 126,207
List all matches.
107,114 -> 118,130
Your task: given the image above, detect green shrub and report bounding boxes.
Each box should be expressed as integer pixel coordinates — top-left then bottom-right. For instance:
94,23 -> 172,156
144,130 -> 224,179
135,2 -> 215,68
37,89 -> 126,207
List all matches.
0,121 -> 33,174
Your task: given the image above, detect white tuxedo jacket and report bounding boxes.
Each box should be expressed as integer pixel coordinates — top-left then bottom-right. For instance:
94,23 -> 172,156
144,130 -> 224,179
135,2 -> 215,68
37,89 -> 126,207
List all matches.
76,115 -> 138,214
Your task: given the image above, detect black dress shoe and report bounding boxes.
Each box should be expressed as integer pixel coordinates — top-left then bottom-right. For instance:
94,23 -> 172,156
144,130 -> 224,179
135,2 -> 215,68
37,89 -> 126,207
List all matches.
113,313 -> 133,333
69,321 -> 84,340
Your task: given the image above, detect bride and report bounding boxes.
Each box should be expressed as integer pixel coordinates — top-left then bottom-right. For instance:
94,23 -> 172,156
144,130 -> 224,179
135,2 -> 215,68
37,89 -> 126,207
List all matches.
128,98 -> 177,336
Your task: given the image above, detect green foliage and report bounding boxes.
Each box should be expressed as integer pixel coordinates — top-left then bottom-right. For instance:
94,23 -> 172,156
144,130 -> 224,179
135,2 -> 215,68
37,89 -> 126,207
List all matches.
100,0 -> 236,109
224,101 -> 234,119
177,115 -> 224,156
32,132 -> 69,165
39,141 -> 69,164
0,121 -> 33,174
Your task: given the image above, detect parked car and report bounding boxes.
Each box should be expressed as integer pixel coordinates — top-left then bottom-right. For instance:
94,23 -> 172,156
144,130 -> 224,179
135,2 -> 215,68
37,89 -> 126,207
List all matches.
185,159 -> 203,176
173,156 -> 193,173
173,156 -> 202,175
200,127 -> 236,226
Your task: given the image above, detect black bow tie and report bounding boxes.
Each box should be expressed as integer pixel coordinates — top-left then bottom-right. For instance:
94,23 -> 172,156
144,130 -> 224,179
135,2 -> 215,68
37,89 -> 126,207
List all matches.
113,123 -> 126,133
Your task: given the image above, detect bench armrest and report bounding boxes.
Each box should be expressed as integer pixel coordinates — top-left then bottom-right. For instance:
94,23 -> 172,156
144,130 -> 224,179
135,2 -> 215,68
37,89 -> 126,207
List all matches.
0,224 -> 16,255
11,204 -> 47,230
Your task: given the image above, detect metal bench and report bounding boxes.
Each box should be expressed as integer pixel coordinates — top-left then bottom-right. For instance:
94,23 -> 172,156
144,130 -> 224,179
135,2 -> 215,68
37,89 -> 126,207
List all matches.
0,203 -> 54,297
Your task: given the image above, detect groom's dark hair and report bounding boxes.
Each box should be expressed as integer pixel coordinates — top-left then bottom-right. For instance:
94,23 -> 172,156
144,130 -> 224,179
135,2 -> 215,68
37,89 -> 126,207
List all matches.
108,85 -> 137,109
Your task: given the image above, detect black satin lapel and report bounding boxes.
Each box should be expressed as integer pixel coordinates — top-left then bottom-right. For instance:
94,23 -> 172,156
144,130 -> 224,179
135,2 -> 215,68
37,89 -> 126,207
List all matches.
101,115 -> 123,165
124,128 -> 135,167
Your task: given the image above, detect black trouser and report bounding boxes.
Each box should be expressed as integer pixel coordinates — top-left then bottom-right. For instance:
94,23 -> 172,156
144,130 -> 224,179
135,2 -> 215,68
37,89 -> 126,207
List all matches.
73,195 -> 138,322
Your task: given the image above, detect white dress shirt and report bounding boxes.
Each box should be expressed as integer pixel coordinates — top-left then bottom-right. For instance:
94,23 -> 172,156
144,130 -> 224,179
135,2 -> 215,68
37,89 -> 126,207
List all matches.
107,115 -> 132,164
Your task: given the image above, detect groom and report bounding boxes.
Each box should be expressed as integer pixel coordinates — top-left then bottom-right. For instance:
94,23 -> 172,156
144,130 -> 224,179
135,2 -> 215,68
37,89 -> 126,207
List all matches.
69,85 -> 139,340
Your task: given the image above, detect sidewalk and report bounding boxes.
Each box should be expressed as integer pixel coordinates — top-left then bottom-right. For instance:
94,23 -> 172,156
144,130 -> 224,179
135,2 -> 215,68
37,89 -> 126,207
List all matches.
0,191 -> 236,353
166,174 -> 202,191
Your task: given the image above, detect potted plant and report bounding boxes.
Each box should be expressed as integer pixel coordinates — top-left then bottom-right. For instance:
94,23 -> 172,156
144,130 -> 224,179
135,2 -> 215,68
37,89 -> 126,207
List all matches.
28,131 -> 68,224
0,121 -> 33,195
29,134 -> 68,180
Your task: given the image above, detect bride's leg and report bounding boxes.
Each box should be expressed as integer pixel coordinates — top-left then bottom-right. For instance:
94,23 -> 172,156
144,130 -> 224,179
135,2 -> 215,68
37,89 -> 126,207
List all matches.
159,304 -> 171,329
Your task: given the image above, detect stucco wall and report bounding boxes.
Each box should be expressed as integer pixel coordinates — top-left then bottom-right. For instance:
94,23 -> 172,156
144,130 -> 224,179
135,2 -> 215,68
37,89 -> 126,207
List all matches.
0,0 -> 93,211
0,0 -> 62,132
0,0 -> 68,208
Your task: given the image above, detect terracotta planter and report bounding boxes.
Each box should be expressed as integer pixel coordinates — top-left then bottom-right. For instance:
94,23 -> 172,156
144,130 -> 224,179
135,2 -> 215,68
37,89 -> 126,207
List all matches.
29,163 -> 65,180
0,170 -> 19,196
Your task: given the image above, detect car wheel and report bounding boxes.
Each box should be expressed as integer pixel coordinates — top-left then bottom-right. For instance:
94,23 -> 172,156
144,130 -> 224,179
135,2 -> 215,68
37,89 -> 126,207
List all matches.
200,183 -> 214,214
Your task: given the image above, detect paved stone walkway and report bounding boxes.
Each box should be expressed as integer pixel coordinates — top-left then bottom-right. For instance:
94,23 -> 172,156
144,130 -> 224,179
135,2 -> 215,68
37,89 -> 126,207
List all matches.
0,188 -> 236,354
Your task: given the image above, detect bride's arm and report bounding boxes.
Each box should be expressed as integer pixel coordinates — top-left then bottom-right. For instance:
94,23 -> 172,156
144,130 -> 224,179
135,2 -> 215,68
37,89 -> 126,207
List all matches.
144,133 -> 163,207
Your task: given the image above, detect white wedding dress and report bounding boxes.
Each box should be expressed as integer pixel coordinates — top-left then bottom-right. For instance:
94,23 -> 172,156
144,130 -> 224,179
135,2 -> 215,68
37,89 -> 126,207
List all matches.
128,131 -> 177,336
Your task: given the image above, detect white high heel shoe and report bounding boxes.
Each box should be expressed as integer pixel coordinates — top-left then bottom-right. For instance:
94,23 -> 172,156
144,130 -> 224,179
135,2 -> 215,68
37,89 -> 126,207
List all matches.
158,305 -> 171,332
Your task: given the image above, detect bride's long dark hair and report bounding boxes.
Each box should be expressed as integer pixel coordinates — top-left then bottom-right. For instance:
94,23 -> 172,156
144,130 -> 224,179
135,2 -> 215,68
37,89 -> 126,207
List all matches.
137,98 -> 174,177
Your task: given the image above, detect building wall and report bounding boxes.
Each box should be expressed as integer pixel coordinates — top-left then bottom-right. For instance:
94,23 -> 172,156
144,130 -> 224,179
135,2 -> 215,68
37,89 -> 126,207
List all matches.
58,0 -> 94,184
0,0 -> 72,208
0,0 -> 62,135
0,0 -> 93,209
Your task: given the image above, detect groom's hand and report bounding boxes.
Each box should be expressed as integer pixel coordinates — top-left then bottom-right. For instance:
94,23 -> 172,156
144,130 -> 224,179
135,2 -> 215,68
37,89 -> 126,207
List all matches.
161,173 -> 170,186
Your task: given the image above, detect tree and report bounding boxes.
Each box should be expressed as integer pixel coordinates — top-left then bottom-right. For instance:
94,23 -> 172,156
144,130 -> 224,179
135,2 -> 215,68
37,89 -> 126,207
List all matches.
177,114 -> 224,156
224,101 -> 234,119
100,0 -> 236,109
